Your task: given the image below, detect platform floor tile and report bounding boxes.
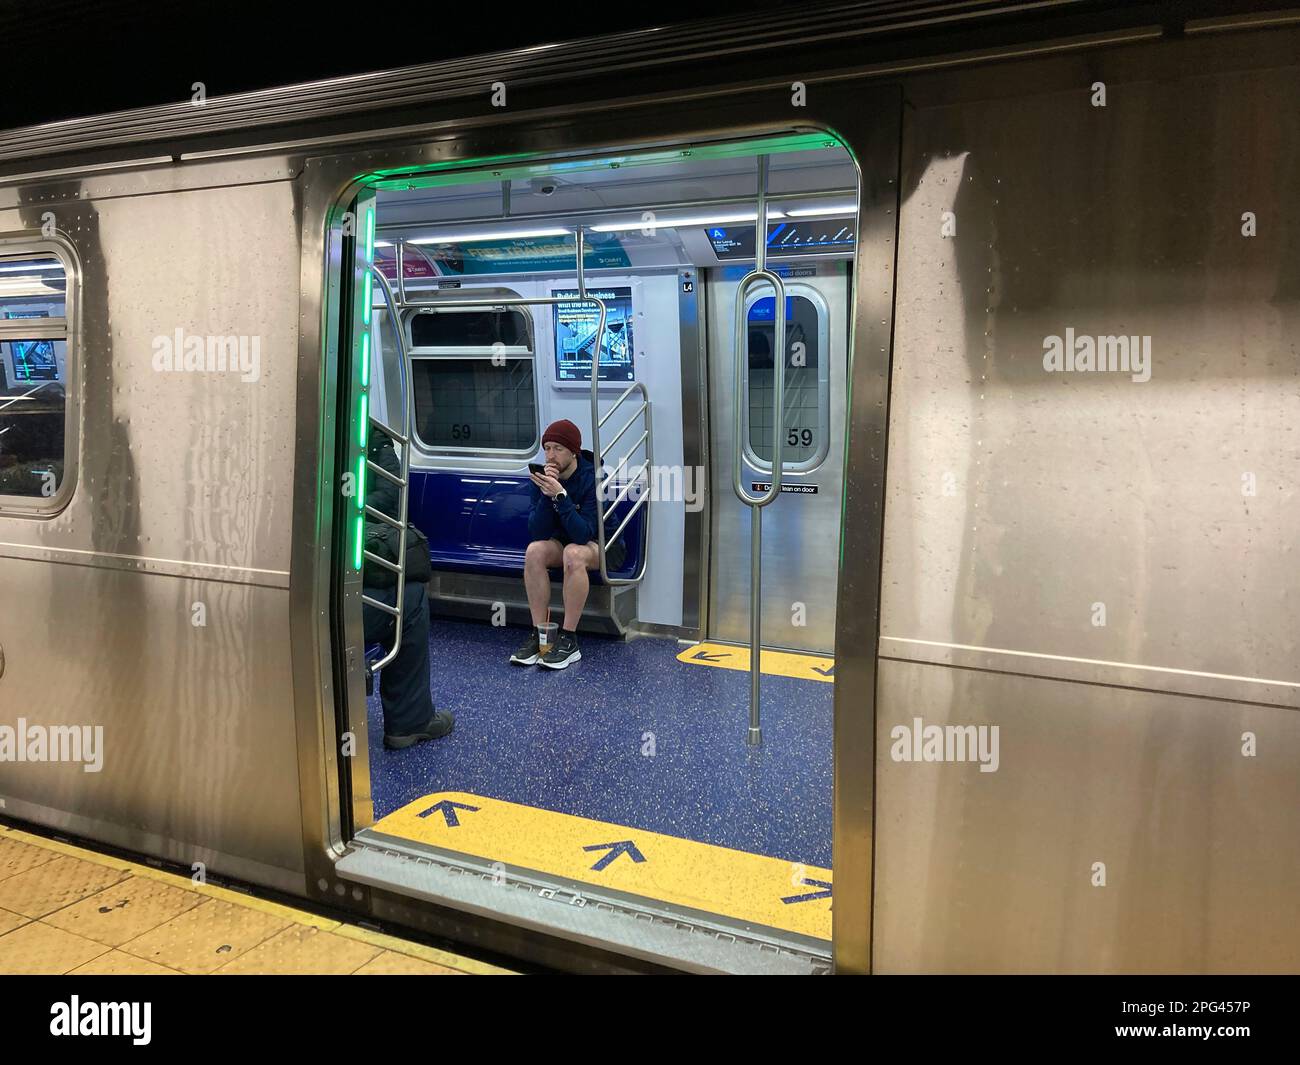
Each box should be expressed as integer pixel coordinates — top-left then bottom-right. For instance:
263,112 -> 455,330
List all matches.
67,949 -> 184,975
0,824 -> 513,975
213,924 -> 383,975
353,950 -> 463,975
0,854 -> 130,918
0,920 -> 111,974
119,898 -> 292,975
0,835 -> 61,882
44,874 -> 205,947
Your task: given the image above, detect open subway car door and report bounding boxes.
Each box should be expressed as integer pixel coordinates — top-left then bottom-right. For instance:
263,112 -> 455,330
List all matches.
310,122 -> 888,974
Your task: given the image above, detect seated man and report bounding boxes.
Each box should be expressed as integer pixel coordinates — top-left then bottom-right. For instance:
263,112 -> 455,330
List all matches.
363,433 -> 454,747
510,418 -> 622,670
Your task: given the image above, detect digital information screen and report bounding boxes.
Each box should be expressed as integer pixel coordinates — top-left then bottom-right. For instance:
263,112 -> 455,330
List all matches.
706,217 -> 855,260
551,287 -> 635,384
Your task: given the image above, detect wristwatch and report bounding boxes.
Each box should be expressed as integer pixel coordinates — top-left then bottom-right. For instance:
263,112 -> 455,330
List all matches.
554,490 -> 567,504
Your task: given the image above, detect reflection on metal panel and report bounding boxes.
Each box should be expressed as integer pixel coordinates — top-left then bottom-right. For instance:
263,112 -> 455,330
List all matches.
0,559 -> 305,879
881,68 -> 1300,694
0,178 -> 304,887
873,658 -> 1300,973
0,182 -> 299,579
876,62 -> 1300,972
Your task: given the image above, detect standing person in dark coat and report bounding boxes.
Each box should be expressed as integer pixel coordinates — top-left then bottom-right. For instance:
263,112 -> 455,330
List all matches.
363,434 -> 453,747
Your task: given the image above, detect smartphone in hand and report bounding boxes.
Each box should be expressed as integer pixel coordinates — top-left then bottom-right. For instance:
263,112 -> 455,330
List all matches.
528,462 -> 548,476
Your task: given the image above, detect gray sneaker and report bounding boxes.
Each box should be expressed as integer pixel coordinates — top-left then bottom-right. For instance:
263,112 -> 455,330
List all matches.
510,630 -> 541,666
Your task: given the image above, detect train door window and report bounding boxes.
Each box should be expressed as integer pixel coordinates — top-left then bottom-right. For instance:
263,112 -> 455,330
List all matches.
408,307 -> 538,452
0,249 -> 74,511
744,290 -> 829,470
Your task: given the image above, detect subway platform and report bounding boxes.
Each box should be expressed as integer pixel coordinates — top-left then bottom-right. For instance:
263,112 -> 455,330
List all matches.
0,823 -> 513,975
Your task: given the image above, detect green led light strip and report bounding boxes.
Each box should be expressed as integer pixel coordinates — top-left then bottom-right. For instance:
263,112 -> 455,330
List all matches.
369,133 -> 842,192
351,196 -> 376,570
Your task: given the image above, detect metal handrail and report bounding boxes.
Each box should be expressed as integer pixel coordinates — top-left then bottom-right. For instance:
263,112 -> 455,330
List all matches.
606,491 -> 650,551
597,381 -> 641,429
731,155 -> 788,747
598,429 -> 648,496
363,503 -> 404,530
362,264 -> 413,673
604,458 -> 651,514
578,228 -> 653,586
601,400 -> 649,463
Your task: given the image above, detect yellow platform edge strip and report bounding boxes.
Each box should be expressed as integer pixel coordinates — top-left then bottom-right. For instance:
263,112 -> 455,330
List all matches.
372,791 -> 832,941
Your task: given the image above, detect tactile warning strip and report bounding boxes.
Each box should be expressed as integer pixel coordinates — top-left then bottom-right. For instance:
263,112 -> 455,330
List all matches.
0,824 -> 512,975
0,855 -> 130,918
0,835 -> 60,881
44,875 -> 204,947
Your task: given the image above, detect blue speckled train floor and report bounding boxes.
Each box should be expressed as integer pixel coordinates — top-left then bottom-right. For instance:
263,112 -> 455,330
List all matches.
366,618 -> 833,867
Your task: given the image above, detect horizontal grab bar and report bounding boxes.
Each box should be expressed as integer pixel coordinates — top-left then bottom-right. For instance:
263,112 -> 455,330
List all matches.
597,382 -> 645,429
364,504 -> 404,530
600,401 -> 649,462
363,551 -> 401,575
605,490 -> 651,552
366,460 -> 405,487
599,431 -> 650,495
602,458 -> 651,518
360,594 -> 401,619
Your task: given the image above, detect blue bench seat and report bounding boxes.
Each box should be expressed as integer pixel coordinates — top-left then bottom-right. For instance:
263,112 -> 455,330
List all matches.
407,466 -> 646,585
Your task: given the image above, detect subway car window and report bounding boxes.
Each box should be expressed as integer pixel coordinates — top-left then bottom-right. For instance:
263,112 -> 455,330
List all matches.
747,293 -> 825,467
409,307 -> 537,451
411,308 -> 529,348
0,254 -> 70,504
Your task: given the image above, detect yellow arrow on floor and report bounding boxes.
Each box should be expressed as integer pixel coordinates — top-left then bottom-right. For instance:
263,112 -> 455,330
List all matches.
676,642 -> 835,683
372,792 -> 831,941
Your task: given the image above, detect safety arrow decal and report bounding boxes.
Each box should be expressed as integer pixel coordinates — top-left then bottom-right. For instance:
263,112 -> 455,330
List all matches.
583,840 -> 647,872
676,642 -> 835,683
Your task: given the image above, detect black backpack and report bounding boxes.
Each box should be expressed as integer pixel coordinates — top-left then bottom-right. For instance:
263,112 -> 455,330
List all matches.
364,520 -> 432,587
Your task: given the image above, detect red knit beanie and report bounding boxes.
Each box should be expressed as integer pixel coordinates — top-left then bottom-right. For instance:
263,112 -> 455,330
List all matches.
542,418 -> 582,457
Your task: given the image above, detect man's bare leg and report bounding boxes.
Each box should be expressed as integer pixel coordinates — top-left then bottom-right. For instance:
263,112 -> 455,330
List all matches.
561,542 -> 600,630
524,539 -> 563,625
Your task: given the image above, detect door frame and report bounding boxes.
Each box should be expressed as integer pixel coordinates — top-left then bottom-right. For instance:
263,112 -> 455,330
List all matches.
291,85 -> 902,973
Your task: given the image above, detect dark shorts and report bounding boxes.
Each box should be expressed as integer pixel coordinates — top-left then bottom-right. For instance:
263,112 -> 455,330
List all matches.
549,537 -> 628,574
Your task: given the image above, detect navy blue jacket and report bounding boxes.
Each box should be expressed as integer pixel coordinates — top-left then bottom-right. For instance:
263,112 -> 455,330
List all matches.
527,453 -> 598,546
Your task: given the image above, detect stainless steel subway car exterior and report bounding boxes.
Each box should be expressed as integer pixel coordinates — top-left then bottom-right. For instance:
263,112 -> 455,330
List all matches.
0,1 -> 1297,974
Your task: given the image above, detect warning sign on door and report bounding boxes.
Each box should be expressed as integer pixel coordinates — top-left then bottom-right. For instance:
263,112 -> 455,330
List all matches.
751,482 -> 818,495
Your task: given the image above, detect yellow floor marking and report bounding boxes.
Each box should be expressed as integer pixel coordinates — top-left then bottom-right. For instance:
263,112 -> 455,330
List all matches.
1,828 -> 137,872
1,824 -> 510,973
373,792 -> 832,941
676,641 -> 835,683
